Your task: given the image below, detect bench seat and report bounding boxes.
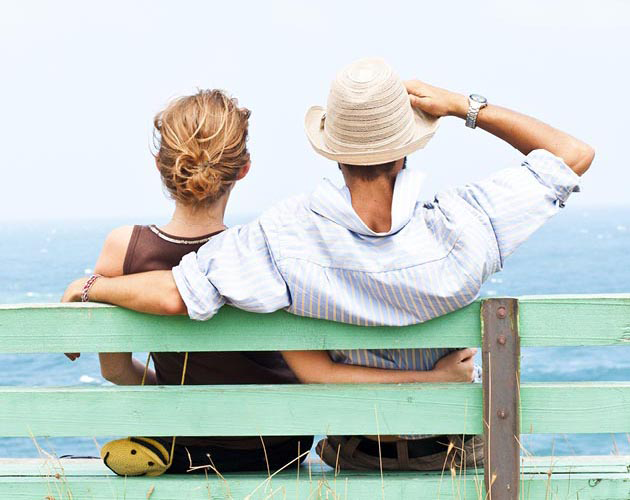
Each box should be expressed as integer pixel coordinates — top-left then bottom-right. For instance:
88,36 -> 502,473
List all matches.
1,456 -> 629,499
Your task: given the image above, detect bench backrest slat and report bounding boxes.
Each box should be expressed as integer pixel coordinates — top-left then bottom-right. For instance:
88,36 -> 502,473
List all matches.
1,294 -> 628,353
1,382 -> 628,438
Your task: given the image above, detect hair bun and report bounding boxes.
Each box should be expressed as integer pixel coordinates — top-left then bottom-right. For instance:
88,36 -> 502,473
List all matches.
185,161 -> 224,203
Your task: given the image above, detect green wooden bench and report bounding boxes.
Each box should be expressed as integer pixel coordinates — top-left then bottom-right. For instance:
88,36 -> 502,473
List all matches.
1,295 -> 629,499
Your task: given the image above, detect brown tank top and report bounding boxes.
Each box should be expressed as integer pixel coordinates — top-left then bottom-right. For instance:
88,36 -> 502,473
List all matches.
123,224 -> 299,448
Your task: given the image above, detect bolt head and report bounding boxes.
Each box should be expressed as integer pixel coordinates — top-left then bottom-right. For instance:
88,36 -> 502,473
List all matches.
497,306 -> 507,319
498,335 -> 507,345
497,409 -> 508,419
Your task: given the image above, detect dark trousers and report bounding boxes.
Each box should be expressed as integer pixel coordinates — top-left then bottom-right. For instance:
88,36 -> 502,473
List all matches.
154,436 -> 313,474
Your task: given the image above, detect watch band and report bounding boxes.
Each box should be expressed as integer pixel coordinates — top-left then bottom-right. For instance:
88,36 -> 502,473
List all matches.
465,95 -> 487,129
465,105 -> 480,129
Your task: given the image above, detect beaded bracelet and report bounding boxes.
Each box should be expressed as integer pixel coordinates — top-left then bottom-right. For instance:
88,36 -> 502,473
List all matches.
81,274 -> 102,302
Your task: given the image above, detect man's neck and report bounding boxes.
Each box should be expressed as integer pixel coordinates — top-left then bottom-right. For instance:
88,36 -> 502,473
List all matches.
345,175 -> 396,233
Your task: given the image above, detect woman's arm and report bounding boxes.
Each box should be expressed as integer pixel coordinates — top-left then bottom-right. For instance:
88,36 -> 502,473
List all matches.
281,348 -> 477,384
98,352 -> 156,385
63,226 -> 157,385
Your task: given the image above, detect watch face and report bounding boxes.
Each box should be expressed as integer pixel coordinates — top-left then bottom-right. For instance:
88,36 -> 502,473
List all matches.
470,94 -> 487,104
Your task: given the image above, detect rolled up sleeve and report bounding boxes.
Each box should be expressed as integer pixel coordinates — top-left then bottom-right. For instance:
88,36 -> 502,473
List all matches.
172,220 -> 291,321
522,149 -> 581,206
172,252 -> 224,321
448,149 -> 581,267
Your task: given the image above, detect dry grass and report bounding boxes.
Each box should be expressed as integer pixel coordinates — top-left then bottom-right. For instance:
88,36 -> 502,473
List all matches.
11,437 -> 630,500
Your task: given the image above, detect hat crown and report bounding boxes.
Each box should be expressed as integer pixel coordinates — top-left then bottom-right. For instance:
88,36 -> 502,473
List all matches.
324,58 -> 417,156
347,59 -> 381,83
304,58 -> 439,166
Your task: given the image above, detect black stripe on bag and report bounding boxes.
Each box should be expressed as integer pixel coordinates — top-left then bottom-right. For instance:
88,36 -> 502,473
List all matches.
129,437 -> 169,465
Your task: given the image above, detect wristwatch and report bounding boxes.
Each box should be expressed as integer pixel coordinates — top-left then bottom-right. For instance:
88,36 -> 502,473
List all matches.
465,94 -> 487,129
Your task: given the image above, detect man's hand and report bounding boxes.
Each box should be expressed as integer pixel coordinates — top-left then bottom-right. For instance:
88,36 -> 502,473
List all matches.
404,80 -> 466,118
61,277 -> 88,361
433,348 -> 477,382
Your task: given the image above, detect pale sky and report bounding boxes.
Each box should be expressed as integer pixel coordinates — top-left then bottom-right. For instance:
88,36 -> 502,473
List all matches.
1,0 -> 629,222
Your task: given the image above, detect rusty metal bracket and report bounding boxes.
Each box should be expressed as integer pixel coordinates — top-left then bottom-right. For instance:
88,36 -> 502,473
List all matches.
482,298 -> 520,499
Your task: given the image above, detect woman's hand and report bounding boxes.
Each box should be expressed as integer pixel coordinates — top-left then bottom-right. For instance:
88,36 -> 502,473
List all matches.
61,277 -> 88,360
61,277 -> 88,303
433,348 -> 477,382
404,80 -> 466,118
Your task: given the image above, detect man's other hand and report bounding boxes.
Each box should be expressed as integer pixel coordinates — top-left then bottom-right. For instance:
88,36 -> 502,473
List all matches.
434,348 -> 477,382
404,80 -> 466,118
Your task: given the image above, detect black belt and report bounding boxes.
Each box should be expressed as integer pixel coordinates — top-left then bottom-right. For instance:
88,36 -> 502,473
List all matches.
356,435 -> 475,459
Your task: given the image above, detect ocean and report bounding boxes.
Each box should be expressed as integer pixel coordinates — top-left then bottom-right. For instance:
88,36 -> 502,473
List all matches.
1,207 -> 629,458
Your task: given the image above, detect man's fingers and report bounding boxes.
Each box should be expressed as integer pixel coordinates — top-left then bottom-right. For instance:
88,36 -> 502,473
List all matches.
403,80 -> 417,92
404,79 -> 427,93
457,348 -> 472,360
404,82 -> 425,97
409,95 -> 430,109
443,350 -> 461,361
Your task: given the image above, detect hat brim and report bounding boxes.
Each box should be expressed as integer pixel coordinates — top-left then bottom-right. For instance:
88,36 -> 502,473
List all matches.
304,105 -> 440,166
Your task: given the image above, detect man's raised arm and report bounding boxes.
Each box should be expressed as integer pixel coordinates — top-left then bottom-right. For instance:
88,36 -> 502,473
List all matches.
63,270 -> 188,315
404,80 -> 595,268
404,80 -> 595,175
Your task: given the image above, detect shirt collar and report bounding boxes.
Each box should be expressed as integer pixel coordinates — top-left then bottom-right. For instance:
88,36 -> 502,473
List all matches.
309,168 -> 426,237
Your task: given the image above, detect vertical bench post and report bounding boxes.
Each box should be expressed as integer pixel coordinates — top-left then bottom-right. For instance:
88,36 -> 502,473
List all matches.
482,298 -> 520,499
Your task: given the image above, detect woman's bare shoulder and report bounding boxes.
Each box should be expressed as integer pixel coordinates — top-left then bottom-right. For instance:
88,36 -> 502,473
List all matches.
95,225 -> 135,276
105,225 -> 135,246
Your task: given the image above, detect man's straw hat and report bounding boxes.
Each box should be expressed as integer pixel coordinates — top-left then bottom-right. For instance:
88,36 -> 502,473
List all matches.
305,58 -> 439,166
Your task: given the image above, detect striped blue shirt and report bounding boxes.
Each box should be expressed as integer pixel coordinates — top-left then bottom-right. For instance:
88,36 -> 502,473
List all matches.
173,149 -> 580,372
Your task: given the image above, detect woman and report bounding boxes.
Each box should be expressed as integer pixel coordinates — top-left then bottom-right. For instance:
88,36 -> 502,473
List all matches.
66,89 -> 475,477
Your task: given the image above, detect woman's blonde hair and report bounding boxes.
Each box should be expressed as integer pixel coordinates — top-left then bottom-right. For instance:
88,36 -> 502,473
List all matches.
153,89 -> 250,206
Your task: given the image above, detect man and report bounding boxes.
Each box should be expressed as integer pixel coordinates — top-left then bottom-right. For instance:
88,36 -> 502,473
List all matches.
64,58 -> 594,470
